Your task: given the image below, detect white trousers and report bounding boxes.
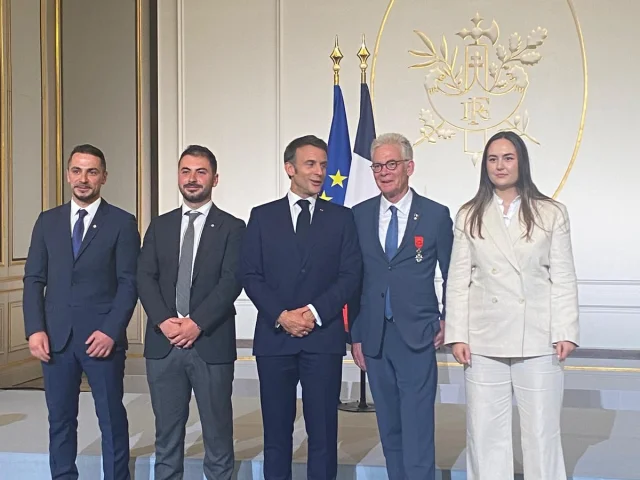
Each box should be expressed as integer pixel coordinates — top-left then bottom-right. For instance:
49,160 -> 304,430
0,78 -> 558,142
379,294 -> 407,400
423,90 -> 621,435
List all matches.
464,354 -> 566,480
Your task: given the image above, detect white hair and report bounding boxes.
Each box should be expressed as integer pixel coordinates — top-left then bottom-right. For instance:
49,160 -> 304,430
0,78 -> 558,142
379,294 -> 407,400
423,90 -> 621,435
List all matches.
370,133 -> 413,161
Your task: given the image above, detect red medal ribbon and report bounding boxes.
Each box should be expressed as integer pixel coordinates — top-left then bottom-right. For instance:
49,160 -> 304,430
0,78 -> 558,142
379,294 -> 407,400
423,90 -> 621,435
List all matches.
414,235 -> 424,249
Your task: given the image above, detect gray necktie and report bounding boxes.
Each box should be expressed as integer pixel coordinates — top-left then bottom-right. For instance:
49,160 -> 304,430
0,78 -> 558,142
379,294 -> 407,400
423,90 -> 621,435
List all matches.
176,211 -> 200,316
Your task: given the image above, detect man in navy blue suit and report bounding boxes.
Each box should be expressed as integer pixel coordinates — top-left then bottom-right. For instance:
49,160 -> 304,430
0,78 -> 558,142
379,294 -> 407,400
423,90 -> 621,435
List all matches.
239,135 -> 362,480
23,144 -> 140,480
350,133 -> 453,480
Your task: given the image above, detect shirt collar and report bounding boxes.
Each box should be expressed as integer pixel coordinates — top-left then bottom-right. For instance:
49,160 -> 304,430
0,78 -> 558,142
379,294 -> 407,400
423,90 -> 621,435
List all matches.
380,188 -> 413,215
494,192 -> 521,206
71,197 -> 101,218
182,200 -> 213,217
287,190 -> 317,209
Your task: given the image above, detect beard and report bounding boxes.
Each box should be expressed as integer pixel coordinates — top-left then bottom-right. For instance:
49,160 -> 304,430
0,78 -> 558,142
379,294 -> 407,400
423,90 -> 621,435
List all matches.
180,183 -> 212,204
72,184 -> 99,203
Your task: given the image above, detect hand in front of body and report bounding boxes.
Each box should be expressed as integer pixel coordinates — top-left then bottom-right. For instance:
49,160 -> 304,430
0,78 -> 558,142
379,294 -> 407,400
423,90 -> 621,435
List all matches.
351,343 -> 366,371
159,317 -> 183,341
86,330 -> 115,358
278,308 -> 315,337
170,317 -> 202,349
433,320 -> 445,349
28,331 -> 51,362
556,341 -> 576,361
452,342 -> 471,365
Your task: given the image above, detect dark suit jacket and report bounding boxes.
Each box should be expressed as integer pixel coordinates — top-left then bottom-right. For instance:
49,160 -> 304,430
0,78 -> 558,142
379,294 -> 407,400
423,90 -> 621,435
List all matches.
351,190 -> 453,356
238,196 -> 363,357
23,200 -> 140,352
138,203 -> 245,364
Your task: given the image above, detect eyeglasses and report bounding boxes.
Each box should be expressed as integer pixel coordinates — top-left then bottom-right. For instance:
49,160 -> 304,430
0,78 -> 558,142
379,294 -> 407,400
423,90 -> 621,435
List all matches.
370,159 -> 407,173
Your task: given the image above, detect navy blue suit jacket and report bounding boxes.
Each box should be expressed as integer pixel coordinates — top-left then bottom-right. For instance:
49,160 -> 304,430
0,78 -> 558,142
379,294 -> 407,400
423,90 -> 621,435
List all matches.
238,196 -> 363,356
23,200 -> 140,352
351,190 -> 453,356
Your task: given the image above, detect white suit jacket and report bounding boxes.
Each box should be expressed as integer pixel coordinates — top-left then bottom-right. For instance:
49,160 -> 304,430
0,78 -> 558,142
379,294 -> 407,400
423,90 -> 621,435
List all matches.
444,198 -> 579,357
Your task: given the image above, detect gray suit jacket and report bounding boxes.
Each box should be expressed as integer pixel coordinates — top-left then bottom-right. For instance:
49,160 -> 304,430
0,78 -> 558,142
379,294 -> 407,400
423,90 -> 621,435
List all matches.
351,190 -> 454,356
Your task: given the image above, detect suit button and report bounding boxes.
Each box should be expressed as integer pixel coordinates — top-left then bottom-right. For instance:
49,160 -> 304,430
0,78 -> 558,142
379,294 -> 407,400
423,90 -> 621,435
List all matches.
492,297 -> 498,303
381,293 -> 384,297
491,268 -> 498,274
388,266 -> 392,270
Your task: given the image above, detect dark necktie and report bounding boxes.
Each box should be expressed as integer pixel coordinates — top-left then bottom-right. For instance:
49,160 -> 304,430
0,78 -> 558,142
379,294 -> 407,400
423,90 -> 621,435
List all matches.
176,211 -> 201,316
72,209 -> 88,259
384,206 -> 398,319
296,199 -> 311,240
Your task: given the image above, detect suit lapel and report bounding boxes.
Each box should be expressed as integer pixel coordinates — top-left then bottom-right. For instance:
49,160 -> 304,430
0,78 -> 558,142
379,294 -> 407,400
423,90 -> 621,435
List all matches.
74,200 -> 107,262
484,201 -> 521,271
371,195 -> 387,259
508,204 -> 526,245
301,198 -> 328,266
278,197 -> 302,266
167,208 -> 183,286
393,193 -> 421,261
192,205 -> 225,282
58,203 -> 74,264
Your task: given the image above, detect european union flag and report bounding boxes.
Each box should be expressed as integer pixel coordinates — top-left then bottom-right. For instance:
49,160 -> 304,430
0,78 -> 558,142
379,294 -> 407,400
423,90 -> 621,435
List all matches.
320,85 -> 351,206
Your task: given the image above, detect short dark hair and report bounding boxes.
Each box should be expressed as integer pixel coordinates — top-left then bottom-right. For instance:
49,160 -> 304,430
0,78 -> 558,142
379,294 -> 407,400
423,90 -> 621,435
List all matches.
179,144 -> 217,173
68,144 -> 106,170
283,135 -> 328,165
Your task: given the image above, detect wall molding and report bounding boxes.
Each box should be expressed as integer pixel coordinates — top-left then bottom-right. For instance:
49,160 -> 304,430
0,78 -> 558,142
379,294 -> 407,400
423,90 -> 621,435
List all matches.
7,300 -> 26,353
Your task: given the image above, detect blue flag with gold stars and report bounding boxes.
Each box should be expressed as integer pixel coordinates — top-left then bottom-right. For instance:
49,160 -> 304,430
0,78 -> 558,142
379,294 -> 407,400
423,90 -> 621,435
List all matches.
320,85 -> 351,205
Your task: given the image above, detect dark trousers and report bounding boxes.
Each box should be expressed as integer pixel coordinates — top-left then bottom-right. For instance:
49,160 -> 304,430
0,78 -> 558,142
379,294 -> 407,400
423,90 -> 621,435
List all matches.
146,347 -> 234,480
257,352 -> 343,480
366,320 -> 438,480
42,333 -> 129,480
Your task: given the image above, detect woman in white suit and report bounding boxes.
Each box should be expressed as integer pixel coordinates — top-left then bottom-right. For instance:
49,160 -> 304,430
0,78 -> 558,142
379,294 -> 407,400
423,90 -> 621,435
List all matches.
444,131 -> 579,480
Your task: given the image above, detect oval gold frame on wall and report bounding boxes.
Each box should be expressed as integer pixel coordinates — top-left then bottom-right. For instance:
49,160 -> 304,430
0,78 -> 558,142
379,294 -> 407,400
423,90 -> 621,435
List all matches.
370,0 -> 588,199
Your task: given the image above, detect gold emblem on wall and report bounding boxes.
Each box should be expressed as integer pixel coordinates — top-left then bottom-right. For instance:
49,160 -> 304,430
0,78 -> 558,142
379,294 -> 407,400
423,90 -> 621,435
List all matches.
409,13 -> 546,165
370,0 -> 587,198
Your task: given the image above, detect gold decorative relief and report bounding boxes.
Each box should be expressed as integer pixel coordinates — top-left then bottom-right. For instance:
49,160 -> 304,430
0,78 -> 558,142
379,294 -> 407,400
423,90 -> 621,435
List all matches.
409,13 -> 546,164
371,0 -> 588,198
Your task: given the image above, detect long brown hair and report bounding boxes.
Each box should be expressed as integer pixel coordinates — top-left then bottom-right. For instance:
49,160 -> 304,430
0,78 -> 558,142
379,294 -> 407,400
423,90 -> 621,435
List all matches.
461,131 -> 553,239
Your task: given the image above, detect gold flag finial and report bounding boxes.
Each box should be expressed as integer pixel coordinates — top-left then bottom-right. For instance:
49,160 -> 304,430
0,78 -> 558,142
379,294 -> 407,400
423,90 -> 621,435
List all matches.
357,34 -> 371,83
330,35 -> 343,86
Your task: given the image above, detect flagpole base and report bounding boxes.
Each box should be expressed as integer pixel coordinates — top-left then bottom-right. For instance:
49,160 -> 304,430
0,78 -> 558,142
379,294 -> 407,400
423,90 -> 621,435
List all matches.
337,400 -> 375,413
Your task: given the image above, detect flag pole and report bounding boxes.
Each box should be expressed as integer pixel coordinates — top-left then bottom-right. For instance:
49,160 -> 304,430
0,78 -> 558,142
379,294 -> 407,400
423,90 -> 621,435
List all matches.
330,35 -> 343,86
338,34 -> 375,414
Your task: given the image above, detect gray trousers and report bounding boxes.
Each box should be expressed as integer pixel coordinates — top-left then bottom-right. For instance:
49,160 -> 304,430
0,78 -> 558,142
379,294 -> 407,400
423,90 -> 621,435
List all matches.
146,347 -> 234,480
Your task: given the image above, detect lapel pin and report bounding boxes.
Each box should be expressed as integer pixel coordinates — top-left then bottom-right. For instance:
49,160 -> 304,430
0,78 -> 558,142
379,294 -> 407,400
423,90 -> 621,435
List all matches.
92,225 -> 97,229
319,208 -> 324,212
210,224 -> 215,227
413,213 -> 420,221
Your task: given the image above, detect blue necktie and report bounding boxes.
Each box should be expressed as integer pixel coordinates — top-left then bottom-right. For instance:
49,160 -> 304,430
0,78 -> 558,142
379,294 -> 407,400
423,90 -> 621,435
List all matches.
72,209 -> 88,258
384,206 -> 398,319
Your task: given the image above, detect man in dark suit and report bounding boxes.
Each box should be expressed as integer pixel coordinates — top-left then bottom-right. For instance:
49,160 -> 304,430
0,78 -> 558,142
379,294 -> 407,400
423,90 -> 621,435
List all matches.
350,133 -> 453,480
238,135 -> 362,480
137,145 -> 245,480
23,144 -> 140,480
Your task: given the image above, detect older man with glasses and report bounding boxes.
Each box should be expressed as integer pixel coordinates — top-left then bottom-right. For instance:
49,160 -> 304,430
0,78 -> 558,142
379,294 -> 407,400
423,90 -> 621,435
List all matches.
350,133 -> 454,480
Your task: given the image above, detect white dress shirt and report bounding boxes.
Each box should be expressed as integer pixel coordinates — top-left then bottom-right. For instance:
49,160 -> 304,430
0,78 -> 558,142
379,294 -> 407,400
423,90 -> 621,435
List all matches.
70,197 -> 102,239
494,193 -> 521,227
379,188 -> 413,250
177,200 -> 212,318
288,190 -> 317,229
286,190 -> 322,326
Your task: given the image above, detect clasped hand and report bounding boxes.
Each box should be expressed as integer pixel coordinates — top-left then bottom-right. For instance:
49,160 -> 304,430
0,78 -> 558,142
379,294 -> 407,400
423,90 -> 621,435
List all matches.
160,317 -> 202,348
278,307 -> 316,337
